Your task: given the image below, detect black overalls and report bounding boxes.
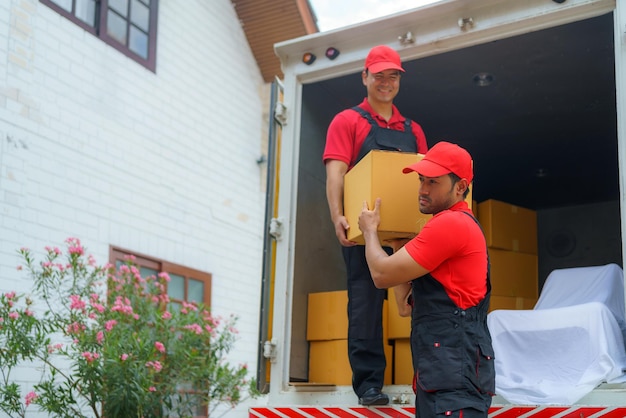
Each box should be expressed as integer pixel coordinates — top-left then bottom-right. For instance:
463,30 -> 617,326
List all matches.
410,214 -> 495,417
343,106 -> 418,397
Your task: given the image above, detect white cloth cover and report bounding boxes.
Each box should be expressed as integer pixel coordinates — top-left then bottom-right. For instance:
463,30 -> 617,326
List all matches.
535,263 -> 626,341
487,264 -> 626,405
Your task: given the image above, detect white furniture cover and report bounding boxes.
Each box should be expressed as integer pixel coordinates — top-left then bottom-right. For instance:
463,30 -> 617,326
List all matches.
487,263 -> 626,405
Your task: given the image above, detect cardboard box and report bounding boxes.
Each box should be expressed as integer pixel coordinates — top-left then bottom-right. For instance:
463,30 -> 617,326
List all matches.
478,199 -> 537,254
489,295 -> 538,312
308,339 -> 393,385
344,150 -> 473,244
307,294 -> 392,385
393,339 -> 413,385
307,290 -> 391,340
387,286 -> 411,339
308,340 -> 352,385
306,291 -> 348,341
489,249 -> 538,299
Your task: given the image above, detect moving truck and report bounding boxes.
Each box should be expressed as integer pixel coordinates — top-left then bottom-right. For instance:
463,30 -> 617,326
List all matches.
251,0 -> 626,415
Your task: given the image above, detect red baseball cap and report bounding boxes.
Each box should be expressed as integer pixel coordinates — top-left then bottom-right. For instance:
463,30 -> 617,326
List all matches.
364,45 -> 405,74
403,141 -> 474,182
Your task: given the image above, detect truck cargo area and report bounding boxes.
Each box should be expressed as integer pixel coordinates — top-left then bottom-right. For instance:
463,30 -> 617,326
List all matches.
268,0 -> 626,407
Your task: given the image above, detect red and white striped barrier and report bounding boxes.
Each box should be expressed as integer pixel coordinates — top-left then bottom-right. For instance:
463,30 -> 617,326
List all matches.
249,406 -> 626,418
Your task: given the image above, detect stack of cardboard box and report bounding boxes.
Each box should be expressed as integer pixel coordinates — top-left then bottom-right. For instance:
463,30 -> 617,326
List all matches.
306,290 -> 392,385
477,199 -> 539,311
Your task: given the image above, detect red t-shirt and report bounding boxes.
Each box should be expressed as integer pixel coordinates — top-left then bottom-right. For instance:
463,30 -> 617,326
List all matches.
323,98 -> 428,169
404,201 -> 488,309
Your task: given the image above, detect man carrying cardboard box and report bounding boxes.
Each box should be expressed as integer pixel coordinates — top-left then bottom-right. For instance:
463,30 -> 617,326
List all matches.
323,45 -> 428,405
358,141 -> 495,417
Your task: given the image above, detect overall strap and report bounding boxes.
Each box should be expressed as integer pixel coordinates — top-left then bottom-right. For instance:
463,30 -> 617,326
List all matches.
351,106 -> 413,131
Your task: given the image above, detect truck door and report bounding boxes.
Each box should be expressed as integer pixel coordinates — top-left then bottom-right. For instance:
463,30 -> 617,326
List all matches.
256,78 -> 285,394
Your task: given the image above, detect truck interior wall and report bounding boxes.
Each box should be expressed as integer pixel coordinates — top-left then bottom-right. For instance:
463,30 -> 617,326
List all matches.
290,92 -> 346,381
287,11 -> 622,384
537,201 -> 623,289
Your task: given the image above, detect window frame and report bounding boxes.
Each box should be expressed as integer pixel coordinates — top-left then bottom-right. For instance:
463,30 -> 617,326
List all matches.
109,246 -> 212,308
39,0 -> 159,72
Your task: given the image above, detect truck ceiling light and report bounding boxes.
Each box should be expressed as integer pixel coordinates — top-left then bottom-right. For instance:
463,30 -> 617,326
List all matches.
473,72 -> 494,87
398,31 -> 415,45
458,17 -> 474,31
302,52 -> 316,65
325,47 -> 340,60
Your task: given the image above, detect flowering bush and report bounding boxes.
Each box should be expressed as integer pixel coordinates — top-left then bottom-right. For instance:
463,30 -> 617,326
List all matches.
0,238 -> 258,418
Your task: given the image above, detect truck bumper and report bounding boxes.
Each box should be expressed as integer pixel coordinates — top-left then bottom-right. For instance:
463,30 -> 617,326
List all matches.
249,405 -> 626,417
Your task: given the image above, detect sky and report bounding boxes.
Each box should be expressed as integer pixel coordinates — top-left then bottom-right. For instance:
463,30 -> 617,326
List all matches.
309,0 -> 444,32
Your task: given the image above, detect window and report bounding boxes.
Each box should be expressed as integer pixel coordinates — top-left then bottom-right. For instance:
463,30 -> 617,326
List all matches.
40,0 -> 159,71
109,246 -> 211,418
109,246 -> 212,313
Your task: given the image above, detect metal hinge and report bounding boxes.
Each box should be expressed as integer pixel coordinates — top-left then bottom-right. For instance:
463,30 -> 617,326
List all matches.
269,217 -> 283,241
274,102 -> 287,126
263,339 -> 277,362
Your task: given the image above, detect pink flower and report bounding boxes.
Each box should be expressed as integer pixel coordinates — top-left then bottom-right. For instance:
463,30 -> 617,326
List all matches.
155,341 -> 165,353
182,301 -> 198,312
5,291 -> 16,300
24,391 -> 38,406
8,312 -> 18,320
96,331 -> 104,344
66,321 -> 86,335
66,237 -> 84,256
47,343 -> 63,353
120,353 -> 129,361
162,311 -> 172,320
158,272 -> 171,282
105,319 -> 118,332
24,309 -> 33,317
145,360 -> 162,372
16,265 -> 22,271
183,323 -> 203,335
69,295 -> 86,310
111,296 -> 134,316
81,351 -> 100,363
149,386 -> 156,392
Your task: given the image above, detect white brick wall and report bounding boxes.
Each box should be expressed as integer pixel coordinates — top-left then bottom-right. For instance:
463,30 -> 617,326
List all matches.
0,0 -> 268,415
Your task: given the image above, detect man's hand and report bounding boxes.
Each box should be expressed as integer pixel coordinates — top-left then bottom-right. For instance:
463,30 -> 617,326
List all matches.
333,215 -> 357,247
358,198 -> 381,235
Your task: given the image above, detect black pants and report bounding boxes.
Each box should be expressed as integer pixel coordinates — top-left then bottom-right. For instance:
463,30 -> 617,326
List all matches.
415,387 -> 492,418
342,245 -> 391,397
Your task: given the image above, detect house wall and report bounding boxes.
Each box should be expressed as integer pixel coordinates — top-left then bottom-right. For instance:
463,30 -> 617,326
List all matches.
0,0 -> 267,415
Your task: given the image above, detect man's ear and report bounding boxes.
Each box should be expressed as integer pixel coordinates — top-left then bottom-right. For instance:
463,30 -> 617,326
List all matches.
457,179 -> 469,195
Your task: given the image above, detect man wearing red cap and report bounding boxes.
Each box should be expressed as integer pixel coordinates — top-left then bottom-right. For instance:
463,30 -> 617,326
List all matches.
358,141 -> 495,417
323,45 -> 428,405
